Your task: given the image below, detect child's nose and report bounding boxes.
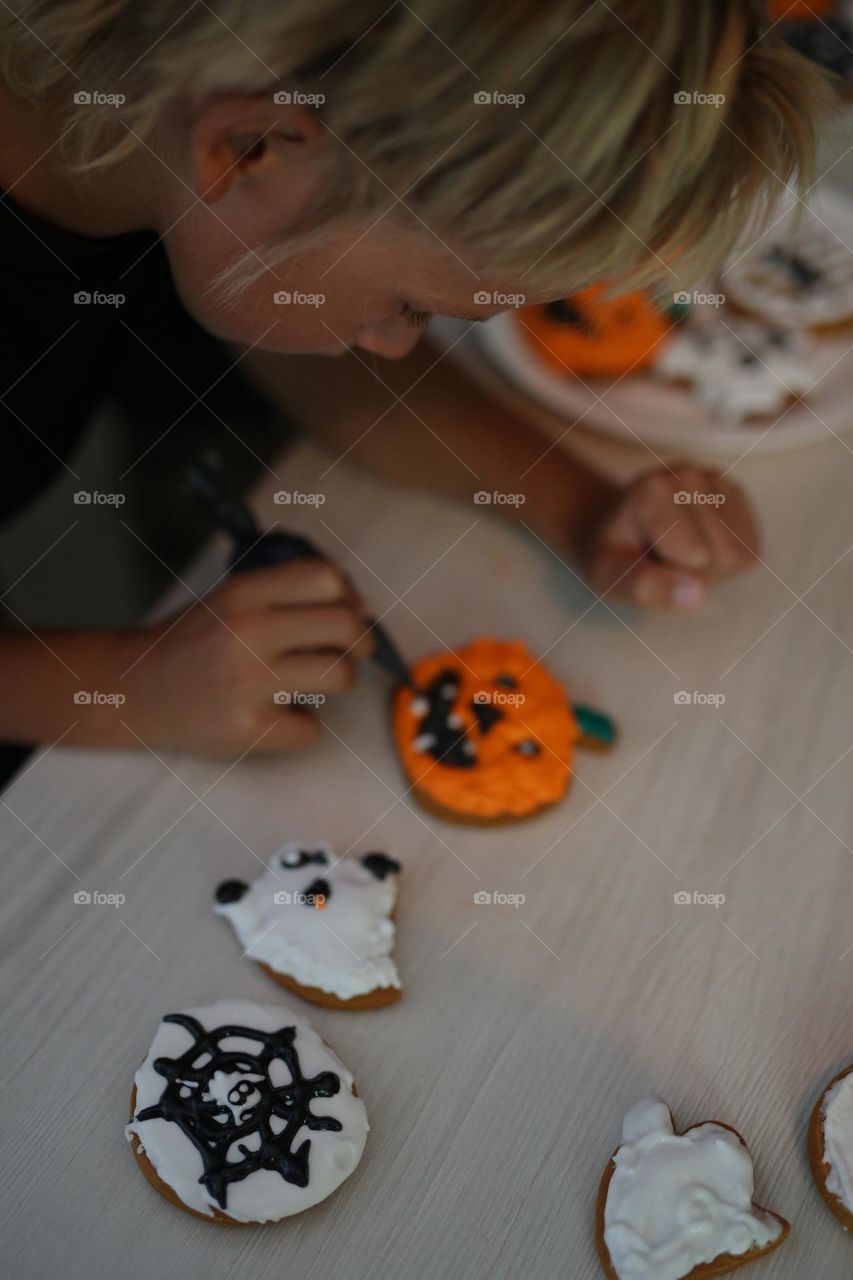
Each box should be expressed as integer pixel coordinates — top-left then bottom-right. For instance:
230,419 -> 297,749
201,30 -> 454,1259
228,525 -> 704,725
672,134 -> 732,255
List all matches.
355,320 -> 422,360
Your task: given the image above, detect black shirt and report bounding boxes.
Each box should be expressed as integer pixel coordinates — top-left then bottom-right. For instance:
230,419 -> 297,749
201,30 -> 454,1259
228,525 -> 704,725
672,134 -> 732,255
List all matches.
0,191 -> 273,525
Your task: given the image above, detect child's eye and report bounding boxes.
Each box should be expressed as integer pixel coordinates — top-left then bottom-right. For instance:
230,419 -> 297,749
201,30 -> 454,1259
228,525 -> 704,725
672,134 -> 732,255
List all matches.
399,303 -> 433,328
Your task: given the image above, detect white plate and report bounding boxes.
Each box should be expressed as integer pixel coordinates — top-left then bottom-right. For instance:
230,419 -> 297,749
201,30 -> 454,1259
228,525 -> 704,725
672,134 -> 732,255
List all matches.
441,186 -> 853,461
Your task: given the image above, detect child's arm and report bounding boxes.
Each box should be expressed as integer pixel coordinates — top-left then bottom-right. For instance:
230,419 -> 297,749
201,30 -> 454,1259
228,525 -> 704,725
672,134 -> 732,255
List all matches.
242,341 -> 760,609
0,560 -> 371,753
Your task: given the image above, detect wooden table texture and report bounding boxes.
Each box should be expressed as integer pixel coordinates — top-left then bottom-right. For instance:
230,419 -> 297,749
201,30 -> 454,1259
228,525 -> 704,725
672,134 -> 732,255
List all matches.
2,428 -> 853,1280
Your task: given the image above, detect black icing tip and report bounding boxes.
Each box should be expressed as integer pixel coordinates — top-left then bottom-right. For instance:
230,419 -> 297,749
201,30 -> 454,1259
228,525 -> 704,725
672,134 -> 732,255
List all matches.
215,879 -> 248,905
302,877 -> 331,906
361,852 -> 401,880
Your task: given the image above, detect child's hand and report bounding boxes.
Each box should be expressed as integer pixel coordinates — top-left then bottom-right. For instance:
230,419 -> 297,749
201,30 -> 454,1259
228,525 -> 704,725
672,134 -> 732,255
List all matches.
121,558 -> 373,755
578,464 -> 760,609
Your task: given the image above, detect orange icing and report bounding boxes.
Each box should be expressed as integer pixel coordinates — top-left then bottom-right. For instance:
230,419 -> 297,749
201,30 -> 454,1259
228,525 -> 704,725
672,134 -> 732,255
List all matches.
517,283 -> 671,378
393,638 -> 579,820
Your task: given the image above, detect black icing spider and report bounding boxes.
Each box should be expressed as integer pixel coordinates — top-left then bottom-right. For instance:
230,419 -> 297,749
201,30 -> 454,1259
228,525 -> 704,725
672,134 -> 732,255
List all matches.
132,1014 -> 343,1210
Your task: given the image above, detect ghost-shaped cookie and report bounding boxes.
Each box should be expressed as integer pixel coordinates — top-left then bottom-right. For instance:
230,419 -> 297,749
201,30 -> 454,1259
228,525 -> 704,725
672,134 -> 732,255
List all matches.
596,1097 -> 790,1280
214,842 -> 402,1010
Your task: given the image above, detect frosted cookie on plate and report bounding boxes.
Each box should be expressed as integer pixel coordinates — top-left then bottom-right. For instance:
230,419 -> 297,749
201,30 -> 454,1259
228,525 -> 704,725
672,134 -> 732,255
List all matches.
808,1061 -> 853,1231
215,843 -> 402,1010
724,209 -> 853,332
515,282 -> 674,379
392,637 -> 615,825
126,999 -> 368,1224
596,1096 -> 790,1280
652,313 -> 818,425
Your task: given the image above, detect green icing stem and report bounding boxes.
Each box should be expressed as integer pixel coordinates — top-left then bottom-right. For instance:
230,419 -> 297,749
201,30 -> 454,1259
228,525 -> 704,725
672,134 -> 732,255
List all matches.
572,703 -> 616,749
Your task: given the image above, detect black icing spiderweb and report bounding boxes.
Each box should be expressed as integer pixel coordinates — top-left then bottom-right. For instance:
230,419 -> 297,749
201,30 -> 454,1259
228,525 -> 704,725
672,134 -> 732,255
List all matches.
133,1014 -> 343,1210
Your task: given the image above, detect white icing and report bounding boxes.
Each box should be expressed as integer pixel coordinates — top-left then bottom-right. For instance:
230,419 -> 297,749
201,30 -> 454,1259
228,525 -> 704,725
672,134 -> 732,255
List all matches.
126,998 -> 368,1222
653,311 -> 817,424
822,1069 -> 853,1212
725,212 -> 853,328
215,842 -> 401,1001
603,1096 -> 782,1280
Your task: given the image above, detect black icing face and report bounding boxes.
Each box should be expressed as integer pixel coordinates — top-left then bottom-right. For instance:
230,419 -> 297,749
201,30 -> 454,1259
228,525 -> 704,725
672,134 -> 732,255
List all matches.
215,847 -> 401,913
280,848 -> 329,870
361,852 -> 401,880
133,1013 -> 343,1210
215,879 -> 249,905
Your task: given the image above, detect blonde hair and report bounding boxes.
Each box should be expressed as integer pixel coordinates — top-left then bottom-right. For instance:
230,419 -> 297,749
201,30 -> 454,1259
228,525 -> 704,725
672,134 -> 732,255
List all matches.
0,0 -> 834,298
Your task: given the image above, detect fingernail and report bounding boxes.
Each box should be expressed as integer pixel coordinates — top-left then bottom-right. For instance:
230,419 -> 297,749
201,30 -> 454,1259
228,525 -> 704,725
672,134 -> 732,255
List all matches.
672,576 -> 704,608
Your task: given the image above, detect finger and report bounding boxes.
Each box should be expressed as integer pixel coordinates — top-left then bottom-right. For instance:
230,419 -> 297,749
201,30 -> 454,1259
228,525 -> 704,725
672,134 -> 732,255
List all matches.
687,482 -> 753,575
707,476 -> 762,567
252,708 -> 323,753
273,652 -> 357,696
604,472 -> 711,571
216,559 -> 353,612
587,546 -> 707,609
252,605 -> 374,660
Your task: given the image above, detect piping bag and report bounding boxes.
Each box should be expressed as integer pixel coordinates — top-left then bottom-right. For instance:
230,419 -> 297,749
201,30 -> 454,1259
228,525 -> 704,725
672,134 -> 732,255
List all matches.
186,458 -> 413,687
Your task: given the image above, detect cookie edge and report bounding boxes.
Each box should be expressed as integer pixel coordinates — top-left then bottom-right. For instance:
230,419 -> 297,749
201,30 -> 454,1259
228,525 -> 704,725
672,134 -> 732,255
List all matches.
808,1062 -> 853,1233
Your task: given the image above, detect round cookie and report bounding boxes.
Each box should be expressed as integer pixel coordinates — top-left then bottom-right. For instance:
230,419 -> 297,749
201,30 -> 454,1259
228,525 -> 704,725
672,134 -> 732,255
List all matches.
808,1061 -> 853,1231
516,283 -> 673,379
126,999 -> 368,1224
392,637 -> 580,824
652,312 -> 817,424
724,208 -> 853,332
596,1097 -> 790,1280
214,844 -> 402,1010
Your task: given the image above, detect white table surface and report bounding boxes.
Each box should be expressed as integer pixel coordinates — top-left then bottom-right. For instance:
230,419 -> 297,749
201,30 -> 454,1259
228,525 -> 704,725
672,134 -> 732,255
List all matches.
3,425 -> 853,1280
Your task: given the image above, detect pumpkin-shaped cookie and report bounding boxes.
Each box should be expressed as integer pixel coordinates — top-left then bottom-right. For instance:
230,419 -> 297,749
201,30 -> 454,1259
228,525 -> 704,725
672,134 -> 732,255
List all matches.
392,637 -> 612,823
516,283 -> 672,378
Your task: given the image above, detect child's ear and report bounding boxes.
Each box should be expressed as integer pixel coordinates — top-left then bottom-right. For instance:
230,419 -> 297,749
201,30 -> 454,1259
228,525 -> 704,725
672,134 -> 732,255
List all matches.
189,94 -> 324,203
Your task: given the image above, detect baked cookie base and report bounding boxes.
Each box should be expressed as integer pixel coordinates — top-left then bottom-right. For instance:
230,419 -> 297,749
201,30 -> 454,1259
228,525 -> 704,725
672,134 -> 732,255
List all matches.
408,777 -> 570,826
808,1064 -> 853,1232
595,1120 -> 791,1279
255,960 -> 402,1010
